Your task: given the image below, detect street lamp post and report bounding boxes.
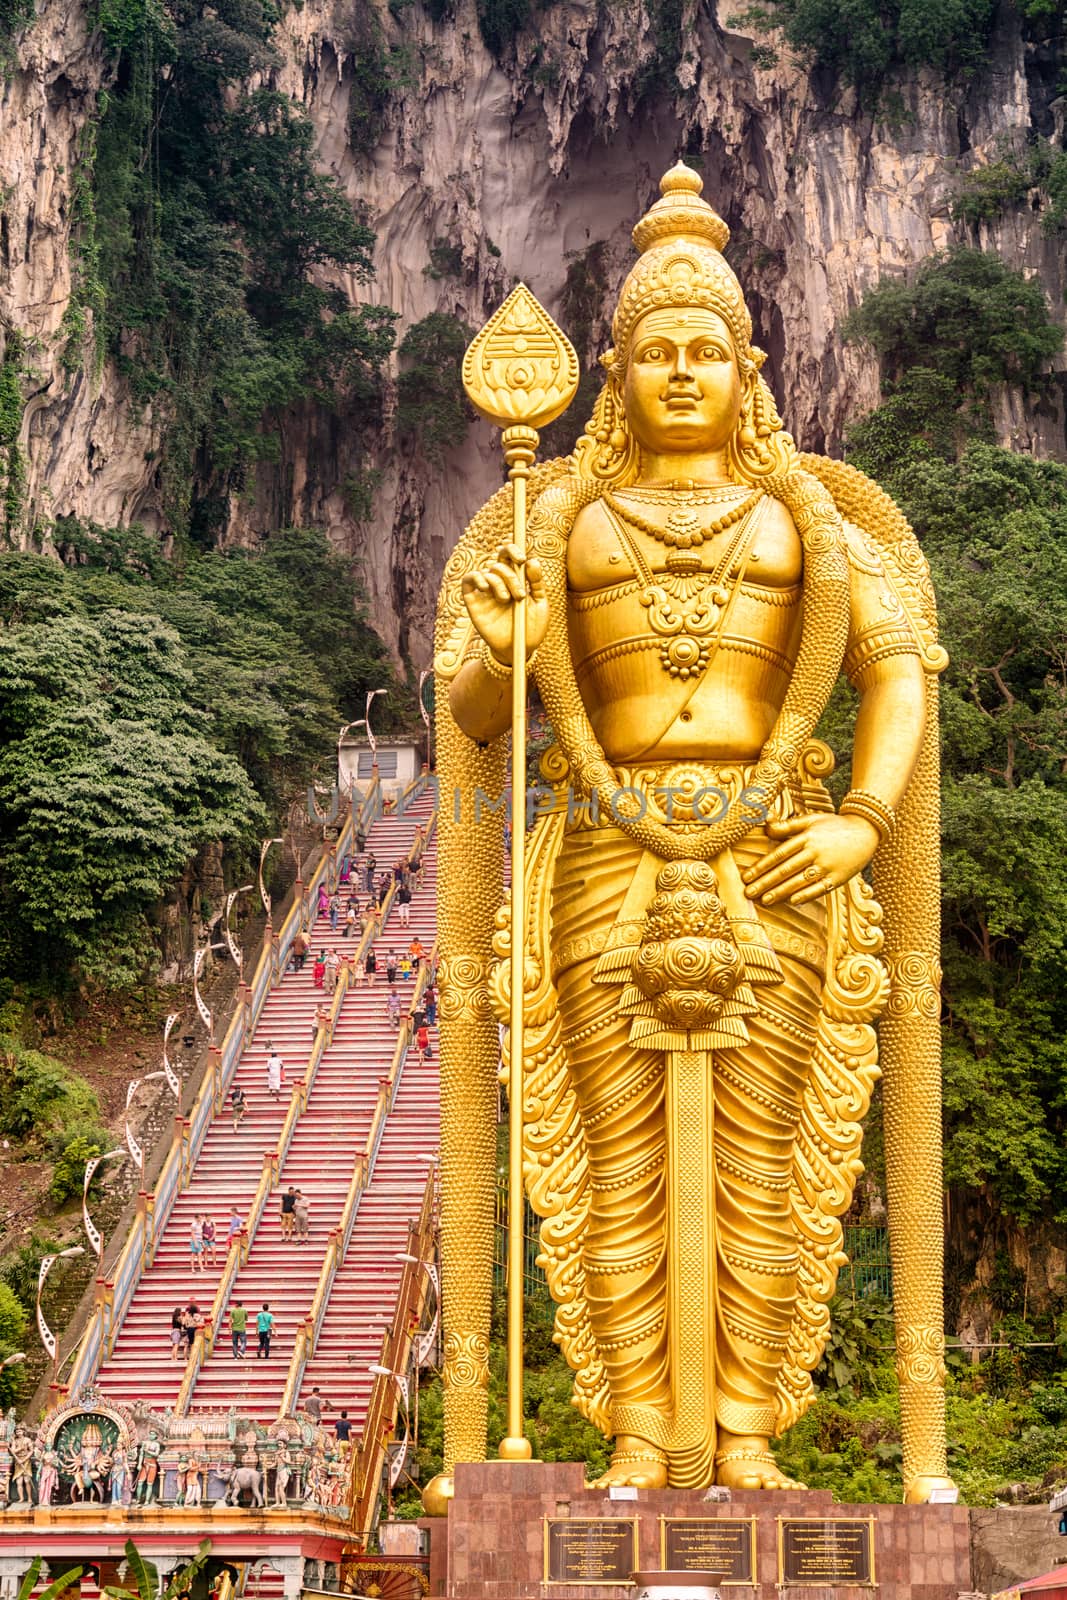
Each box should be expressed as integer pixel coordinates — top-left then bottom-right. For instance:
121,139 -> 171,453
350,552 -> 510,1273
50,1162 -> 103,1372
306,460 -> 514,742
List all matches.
367,1363 -> 411,1520
192,945 -> 215,1046
161,1012 -> 182,1098
38,1247 -> 85,1380
224,884 -> 253,975
259,837 -> 284,923
346,689 -> 388,785
82,1148 -> 127,1260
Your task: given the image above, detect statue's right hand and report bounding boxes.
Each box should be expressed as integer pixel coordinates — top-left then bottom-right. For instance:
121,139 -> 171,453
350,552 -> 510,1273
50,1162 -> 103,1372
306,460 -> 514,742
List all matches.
461,543 -> 549,666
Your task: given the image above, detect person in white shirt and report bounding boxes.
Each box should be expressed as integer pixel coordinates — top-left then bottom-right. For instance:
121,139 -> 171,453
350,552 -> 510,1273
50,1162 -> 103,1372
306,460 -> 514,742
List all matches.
266,1047 -> 284,1099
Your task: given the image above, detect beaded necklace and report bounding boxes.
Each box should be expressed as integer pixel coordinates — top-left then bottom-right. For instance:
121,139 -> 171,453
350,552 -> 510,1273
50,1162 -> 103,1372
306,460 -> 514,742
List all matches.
604,486 -> 761,550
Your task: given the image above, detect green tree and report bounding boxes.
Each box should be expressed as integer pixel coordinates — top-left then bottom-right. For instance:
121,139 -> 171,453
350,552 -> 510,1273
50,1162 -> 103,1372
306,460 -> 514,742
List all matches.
733,0 -> 995,88
71,0 -> 397,535
844,257 -> 1067,1230
396,314 -> 473,464
843,248 -> 1063,400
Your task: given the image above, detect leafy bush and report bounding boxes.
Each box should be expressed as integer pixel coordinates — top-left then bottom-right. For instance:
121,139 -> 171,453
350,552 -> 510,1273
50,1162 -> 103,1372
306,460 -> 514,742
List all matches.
950,142 -> 1067,232
347,10 -> 417,156
0,1281 -> 27,1407
540,243 -> 611,461
50,1132 -> 106,1203
738,0 -> 995,87
0,1037 -> 99,1139
68,0 -> 397,537
0,0 -> 33,42
1,1232 -> 60,1308
396,313 -> 473,464
0,334 -> 26,538
842,248 -> 1062,398
0,1281 -> 26,1346
476,0 -> 530,57
950,160 -> 1033,224
844,367 -> 975,480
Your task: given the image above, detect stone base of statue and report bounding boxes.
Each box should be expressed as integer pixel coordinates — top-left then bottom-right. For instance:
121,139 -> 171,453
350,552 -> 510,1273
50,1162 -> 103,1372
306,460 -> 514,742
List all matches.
421,1461 -> 972,1600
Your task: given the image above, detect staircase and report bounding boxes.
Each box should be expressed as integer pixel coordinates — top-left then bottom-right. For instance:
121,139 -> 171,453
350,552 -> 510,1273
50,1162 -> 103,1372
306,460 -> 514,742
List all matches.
95,788 -> 438,1420
296,840 -> 439,1426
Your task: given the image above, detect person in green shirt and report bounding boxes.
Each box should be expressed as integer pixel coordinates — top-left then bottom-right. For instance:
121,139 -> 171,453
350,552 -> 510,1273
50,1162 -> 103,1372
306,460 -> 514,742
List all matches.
229,1300 -> 247,1358
256,1303 -> 274,1358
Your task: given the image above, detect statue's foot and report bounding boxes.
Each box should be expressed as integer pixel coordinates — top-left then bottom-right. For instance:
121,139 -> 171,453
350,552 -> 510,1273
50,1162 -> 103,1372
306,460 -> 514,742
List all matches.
715,1434 -> 805,1491
903,1474 -> 958,1505
591,1436 -> 668,1490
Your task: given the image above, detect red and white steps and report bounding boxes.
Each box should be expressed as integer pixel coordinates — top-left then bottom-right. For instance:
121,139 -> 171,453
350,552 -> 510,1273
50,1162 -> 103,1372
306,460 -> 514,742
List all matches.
96,791 -> 438,1425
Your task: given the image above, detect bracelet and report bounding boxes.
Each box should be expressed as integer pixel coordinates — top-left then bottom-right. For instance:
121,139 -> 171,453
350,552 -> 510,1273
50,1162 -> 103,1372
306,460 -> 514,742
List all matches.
840,788 -> 896,841
476,642 -> 513,682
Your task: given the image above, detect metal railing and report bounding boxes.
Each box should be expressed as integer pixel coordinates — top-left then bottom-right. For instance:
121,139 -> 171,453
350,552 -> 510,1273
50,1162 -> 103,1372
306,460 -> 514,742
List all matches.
174,957 -> 355,1413
64,780 -> 383,1400
275,819 -> 438,1421
346,1166 -> 437,1548
842,1224 -> 893,1302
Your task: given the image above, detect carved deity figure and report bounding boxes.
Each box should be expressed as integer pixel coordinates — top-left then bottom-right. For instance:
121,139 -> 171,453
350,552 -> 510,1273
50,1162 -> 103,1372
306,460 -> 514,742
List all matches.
434,163 -> 954,1503
273,1443 -> 292,1507
36,1447 -> 60,1508
110,1448 -> 132,1507
9,1431 -> 34,1504
134,1429 -> 162,1504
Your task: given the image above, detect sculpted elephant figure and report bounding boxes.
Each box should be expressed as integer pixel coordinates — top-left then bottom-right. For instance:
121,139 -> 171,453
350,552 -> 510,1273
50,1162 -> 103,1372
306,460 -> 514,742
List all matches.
217,1461 -> 266,1508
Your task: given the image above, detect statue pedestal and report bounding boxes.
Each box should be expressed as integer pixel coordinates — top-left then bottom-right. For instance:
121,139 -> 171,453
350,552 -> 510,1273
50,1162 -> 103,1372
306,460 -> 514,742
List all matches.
430,1460 -> 971,1600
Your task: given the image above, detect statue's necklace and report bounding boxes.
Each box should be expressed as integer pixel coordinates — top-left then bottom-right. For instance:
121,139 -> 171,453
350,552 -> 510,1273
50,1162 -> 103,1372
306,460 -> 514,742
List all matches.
602,495 -> 765,680
605,486 -> 760,550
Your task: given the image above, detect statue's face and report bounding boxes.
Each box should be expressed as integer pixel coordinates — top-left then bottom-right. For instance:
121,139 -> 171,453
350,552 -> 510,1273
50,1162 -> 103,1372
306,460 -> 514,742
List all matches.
623,307 -> 742,454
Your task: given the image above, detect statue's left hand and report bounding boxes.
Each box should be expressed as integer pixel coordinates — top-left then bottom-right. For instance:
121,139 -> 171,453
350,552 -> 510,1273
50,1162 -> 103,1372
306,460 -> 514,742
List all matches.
741,812 -> 880,905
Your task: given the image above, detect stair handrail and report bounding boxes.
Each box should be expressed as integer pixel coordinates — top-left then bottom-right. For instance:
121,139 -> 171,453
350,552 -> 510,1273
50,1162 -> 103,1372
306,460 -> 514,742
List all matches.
275,822 -> 437,1420
64,800 -> 362,1401
346,1166 -> 437,1547
174,959 -> 354,1414
180,796 -> 428,1418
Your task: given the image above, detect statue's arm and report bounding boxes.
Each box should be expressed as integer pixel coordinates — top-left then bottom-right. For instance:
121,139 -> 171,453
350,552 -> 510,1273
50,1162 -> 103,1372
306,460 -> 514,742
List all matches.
449,653 -> 513,745
744,518 -> 926,907
843,521 -> 926,807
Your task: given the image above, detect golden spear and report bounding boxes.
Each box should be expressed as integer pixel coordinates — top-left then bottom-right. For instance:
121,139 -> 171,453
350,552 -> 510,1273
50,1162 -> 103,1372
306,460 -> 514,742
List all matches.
461,285 -> 579,1458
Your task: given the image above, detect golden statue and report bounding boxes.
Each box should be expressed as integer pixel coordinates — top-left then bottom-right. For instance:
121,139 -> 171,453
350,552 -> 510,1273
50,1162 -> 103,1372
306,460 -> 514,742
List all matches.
431,163 -> 954,1505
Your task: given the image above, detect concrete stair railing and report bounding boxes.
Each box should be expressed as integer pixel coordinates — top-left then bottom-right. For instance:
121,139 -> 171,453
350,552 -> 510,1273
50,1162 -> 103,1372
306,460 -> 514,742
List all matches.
173,953 -> 355,1414
347,1167 -> 437,1544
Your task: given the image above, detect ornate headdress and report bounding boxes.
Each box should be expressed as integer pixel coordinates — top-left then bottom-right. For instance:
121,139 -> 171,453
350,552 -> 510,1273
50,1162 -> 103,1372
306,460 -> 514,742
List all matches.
610,163 -> 754,373
573,160 -> 792,484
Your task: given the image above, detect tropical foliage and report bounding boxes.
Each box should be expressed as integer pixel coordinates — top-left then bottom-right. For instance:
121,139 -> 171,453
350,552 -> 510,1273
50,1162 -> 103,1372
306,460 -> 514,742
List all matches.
64,0 -> 396,537
840,252 -> 1067,1229
0,527 -> 395,990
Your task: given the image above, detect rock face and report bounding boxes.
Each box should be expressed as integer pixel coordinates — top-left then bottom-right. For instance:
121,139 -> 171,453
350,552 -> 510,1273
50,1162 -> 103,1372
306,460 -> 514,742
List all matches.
2,0 -> 1065,664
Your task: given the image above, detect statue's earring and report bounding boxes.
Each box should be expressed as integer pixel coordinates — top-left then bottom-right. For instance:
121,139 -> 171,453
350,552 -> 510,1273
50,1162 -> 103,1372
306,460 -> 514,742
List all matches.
729,371 -> 792,480
574,354 -> 640,484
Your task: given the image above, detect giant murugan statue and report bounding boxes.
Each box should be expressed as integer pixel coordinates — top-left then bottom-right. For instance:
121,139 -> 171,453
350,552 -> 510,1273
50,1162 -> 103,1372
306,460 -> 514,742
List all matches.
432,163 -> 954,1503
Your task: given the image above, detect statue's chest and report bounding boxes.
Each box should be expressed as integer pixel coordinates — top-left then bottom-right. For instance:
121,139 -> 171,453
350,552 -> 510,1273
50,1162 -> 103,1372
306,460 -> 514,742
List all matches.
566,499 -> 802,682
566,497 -> 802,592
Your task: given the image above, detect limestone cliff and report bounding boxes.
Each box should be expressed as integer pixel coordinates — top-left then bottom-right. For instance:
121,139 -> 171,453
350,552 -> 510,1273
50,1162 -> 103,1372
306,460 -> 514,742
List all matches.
1,0 -> 1064,665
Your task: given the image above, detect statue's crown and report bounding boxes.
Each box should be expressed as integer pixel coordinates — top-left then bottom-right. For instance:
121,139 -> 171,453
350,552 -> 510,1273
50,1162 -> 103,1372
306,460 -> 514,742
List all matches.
611,160 -> 752,370
632,162 -> 730,255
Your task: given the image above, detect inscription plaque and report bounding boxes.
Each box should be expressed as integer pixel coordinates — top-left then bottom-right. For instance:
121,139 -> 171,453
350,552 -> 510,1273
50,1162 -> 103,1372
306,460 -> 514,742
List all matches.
660,1519 -> 756,1583
544,1518 -> 638,1585
778,1518 -> 875,1586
